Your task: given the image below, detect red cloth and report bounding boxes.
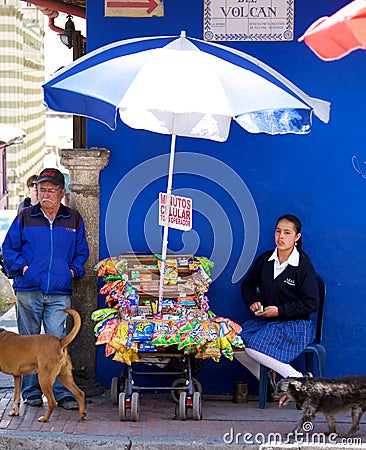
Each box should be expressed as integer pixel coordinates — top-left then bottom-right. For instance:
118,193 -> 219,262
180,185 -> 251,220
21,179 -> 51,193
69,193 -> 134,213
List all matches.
299,0 -> 366,60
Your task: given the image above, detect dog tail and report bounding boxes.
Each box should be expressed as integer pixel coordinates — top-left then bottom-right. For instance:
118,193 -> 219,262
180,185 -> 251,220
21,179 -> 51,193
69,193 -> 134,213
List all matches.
61,309 -> 81,349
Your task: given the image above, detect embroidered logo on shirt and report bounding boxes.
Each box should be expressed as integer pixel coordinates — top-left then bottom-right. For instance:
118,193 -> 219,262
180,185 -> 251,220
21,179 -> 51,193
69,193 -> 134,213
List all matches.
66,227 -> 76,232
284,277 -> 295,286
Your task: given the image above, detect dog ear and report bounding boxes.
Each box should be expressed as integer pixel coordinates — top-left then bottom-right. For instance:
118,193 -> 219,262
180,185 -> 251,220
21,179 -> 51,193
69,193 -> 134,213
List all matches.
290,380 -> 303,392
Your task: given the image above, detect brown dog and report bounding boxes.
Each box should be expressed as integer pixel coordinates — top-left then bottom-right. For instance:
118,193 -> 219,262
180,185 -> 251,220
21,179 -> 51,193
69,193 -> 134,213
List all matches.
0,308 -> 86,422
273,375 -> 366,437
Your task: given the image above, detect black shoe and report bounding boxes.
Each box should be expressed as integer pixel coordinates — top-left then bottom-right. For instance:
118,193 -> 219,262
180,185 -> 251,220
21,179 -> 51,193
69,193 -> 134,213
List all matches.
57,396 -> 78,410
25,396 -> 43,407
303,371 -> 313,379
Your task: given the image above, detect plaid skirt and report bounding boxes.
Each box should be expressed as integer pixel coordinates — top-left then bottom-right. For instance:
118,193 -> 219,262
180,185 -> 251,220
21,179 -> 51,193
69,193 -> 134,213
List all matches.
240,318 -> 315,363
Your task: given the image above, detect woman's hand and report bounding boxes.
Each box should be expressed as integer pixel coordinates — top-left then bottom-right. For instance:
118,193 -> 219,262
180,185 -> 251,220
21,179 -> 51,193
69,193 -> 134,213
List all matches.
257,306 -> 279,318
250,302 -> 263,314
250,303 -> 279,317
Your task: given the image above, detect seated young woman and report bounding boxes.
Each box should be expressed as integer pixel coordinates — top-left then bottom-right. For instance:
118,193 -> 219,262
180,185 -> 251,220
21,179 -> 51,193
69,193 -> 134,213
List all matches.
235,214 -> 319,382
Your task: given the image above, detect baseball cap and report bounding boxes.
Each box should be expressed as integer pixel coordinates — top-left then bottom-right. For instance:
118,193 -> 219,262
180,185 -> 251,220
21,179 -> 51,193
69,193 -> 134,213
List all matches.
37,168 -> 65,188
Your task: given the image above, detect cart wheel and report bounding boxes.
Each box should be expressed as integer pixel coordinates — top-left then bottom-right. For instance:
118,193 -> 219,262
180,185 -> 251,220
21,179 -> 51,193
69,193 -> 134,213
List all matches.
192,392 -> 202,420
111,377 -> 120,405
118,392 -> 127,421
171,377 -> 203,404
171,377 -> 187,404
178,391 -> 187,420
192,377 -> 203,396
130,392 -> 140,421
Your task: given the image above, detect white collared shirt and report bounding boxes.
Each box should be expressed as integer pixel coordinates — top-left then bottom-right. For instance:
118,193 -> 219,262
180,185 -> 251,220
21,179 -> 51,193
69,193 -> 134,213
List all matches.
268,247 -> 300,279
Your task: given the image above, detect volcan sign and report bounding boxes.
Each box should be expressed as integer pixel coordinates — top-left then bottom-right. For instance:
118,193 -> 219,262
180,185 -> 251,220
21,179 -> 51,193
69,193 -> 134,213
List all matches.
159,192 -> 192,231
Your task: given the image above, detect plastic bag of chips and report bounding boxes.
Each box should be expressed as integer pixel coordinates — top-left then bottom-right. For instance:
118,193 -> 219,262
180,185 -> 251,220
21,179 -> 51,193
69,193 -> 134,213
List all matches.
91,308 -> 119,323
132,321 -> 154,342
112,344 -> 139,365
150,322 -> 169,346
158,259 -> 178,286
95,318 -> 120,345
109,322 -> 130,352
165,323 -> 180,346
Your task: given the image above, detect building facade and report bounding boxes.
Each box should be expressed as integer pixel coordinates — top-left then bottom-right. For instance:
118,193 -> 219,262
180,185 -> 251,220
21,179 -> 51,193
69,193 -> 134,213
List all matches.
0,0 -> 45,209
82,0 -> 366,393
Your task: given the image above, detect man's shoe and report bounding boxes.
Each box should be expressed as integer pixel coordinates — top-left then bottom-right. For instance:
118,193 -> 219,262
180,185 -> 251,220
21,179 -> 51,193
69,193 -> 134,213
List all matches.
58,396 -> 78,410
25,396 -> 43,407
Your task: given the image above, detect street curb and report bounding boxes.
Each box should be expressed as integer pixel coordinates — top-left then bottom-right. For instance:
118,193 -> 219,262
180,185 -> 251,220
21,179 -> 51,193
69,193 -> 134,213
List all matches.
0,431 -> 131,449
0,431 -> 247,450
0,430 -> 366,450
1,431 -> 366,450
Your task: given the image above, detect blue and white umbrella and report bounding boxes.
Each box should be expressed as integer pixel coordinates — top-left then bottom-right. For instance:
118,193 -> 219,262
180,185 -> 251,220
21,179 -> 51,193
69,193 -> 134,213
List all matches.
43,31 -> 330,310
44,31 -> 330,137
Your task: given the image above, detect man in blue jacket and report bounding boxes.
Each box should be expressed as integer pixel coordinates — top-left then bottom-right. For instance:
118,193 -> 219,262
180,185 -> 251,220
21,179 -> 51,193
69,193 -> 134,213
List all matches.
2,168 -> 89,410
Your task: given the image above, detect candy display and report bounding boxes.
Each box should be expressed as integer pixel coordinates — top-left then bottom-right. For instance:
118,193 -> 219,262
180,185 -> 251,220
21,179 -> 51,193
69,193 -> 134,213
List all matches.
158,259 -> 178,285
92,253 -> 244,365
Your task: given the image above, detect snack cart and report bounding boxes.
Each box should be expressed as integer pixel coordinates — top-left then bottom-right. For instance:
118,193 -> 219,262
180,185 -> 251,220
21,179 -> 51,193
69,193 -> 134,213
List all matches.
92,253 -> 244,421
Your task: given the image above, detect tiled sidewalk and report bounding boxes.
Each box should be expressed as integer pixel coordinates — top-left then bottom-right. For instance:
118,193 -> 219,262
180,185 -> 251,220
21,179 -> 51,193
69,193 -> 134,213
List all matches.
0,306 -> 366,448
0,389 -> 365,445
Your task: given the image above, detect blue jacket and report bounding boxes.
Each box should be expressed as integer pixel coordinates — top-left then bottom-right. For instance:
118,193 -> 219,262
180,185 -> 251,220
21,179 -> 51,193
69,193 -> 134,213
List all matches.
2,203 -> 89,294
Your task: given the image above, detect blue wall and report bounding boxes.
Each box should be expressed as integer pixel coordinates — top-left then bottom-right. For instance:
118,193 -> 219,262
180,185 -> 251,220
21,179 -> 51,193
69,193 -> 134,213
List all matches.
86,0 -> 366,393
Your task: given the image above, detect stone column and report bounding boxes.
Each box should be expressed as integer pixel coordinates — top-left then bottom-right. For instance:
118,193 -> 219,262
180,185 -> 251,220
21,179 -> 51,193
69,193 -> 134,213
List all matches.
60,147 -> 110,396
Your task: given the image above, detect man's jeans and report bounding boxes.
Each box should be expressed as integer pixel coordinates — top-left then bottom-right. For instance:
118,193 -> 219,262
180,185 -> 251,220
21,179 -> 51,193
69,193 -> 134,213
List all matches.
16,290 -> 76,402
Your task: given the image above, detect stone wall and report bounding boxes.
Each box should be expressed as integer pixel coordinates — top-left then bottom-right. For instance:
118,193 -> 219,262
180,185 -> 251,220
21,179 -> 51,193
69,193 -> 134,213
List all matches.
60,147 -> 110,395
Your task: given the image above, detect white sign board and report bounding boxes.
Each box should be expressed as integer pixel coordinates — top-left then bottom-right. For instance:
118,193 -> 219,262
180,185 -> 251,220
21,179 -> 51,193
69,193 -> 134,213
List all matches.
159,193 -> 192,231
204,0 -> 294,42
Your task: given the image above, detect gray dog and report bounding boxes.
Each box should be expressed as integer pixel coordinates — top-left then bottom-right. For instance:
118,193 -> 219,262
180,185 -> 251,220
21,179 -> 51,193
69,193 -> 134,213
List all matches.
273,375 -> 366,438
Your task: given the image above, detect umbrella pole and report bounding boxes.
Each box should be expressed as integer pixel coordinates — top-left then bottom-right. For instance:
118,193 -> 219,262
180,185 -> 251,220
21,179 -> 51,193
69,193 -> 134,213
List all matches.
158,133 -> 176,314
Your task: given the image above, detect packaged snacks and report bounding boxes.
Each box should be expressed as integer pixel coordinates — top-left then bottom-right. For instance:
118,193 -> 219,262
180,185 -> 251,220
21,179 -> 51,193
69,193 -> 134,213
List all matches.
165,322 -> 180,346
95,318 -> 120,345
177,257 -> 189,267
229,334 -> 245,349
196,322 -> 221,360
175,319 -> 205,350
94,258 -> 118,277
112,344 -> 139,365
91,308 -> 119,325
138,342 -> 157,352
109,323 -> 130,352
150,322 -> 169,346
188,258 -> 200,272
105,343 -> 115,357
196,257 -> 214,278
132,321 -> 154,342
92,253 -> 244,365
158,259 -> 178,286
219,332 -> 234,361
94,255 -> 128,278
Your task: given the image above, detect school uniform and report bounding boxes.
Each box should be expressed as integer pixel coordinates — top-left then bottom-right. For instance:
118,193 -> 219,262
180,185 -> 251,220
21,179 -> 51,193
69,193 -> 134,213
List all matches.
240,247 -> 319,363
